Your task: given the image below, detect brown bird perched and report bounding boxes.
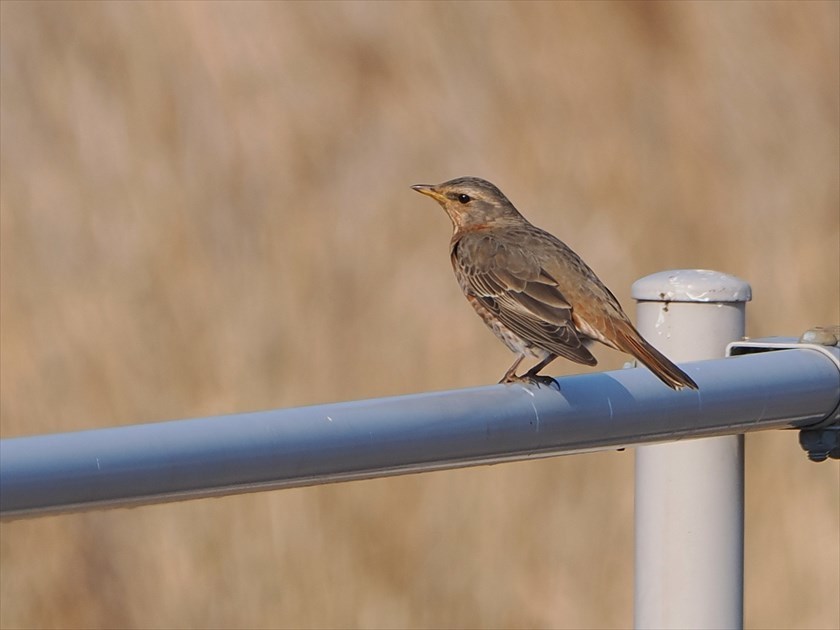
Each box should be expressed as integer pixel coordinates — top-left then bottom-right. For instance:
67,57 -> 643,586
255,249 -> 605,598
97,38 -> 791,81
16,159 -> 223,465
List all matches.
412,177 -> 698,390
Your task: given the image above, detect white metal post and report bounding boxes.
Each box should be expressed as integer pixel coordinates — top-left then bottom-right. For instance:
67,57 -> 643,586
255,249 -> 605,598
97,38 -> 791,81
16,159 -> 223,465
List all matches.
633,270 -> 752,630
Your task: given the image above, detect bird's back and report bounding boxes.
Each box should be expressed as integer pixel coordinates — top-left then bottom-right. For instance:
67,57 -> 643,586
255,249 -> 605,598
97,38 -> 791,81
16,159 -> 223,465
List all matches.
485,222 -> 632,335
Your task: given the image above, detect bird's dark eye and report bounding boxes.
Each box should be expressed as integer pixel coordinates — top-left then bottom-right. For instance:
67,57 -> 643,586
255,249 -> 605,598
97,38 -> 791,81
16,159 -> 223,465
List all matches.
457,194 -> 471,204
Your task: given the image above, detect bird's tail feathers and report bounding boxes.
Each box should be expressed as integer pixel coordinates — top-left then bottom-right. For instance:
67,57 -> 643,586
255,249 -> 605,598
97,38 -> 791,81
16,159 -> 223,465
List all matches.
615,325 -> 699,390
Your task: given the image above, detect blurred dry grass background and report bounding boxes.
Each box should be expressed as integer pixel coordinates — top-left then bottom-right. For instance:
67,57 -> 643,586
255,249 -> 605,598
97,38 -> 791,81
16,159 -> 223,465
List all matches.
1,1 -> 838,628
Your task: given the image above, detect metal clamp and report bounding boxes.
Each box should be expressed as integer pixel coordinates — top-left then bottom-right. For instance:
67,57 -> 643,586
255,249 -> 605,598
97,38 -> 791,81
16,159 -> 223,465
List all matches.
727,328 -> 840,462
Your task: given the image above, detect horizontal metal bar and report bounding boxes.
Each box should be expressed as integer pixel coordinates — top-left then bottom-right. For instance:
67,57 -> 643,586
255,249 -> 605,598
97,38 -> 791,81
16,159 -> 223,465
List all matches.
2,346 -> 838,519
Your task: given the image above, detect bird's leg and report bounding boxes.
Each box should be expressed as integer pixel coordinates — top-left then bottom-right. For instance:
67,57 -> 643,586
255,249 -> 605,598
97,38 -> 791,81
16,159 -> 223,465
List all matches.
499,355 -> 526,384
521,354 -> 559,386
500,354 -> 558,387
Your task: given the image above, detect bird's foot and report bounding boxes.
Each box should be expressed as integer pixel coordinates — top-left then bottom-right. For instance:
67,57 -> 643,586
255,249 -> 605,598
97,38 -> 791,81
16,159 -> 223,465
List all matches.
500,373 -> 557,388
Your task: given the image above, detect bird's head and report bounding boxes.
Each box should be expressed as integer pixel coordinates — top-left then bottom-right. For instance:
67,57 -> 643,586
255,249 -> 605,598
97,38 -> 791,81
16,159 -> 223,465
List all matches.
412,177 -> 523,231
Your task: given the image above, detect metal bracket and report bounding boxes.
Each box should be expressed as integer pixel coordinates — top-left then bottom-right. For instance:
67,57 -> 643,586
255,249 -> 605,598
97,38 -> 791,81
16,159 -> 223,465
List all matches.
727,328 -> 840,462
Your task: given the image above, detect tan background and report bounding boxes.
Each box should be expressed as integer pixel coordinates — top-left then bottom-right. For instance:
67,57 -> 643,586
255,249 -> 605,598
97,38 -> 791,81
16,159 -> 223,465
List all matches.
1,2 -> 838,628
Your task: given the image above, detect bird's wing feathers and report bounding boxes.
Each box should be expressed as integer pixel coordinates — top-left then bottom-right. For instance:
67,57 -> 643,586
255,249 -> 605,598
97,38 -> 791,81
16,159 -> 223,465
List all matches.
454,233 -> 597,366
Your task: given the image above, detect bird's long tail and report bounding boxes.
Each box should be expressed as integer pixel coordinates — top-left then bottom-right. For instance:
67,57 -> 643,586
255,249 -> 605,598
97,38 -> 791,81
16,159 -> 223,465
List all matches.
615,325 -> 699,390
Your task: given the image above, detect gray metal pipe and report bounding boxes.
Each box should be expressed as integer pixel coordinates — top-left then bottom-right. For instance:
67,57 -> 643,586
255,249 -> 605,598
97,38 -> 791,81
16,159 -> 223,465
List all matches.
1,346 -> 838,519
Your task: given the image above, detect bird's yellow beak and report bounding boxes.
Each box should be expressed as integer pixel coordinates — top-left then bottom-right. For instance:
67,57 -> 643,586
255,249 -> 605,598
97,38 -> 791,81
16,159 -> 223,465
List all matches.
411,184 -> 445,202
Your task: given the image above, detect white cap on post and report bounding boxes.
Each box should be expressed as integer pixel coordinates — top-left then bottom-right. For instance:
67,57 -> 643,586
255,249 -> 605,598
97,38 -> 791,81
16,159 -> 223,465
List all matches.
632,269 -> 752,363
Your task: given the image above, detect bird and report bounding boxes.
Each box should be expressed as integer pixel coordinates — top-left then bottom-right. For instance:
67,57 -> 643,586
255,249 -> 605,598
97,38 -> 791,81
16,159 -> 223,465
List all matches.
411,176 -> 698,390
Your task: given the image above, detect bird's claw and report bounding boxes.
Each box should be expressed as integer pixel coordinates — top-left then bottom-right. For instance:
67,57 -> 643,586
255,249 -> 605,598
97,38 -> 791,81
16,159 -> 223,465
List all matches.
500,374 -> 557,388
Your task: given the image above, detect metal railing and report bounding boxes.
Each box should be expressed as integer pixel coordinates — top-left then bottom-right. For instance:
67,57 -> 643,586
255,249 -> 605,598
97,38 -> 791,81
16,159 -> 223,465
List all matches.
0,345 -> 837,520
1,270 -> 838,630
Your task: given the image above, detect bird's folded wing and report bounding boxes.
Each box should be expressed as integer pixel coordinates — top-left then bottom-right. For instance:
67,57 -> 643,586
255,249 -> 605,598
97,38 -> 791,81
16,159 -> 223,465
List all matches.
457,236 -> 597,366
